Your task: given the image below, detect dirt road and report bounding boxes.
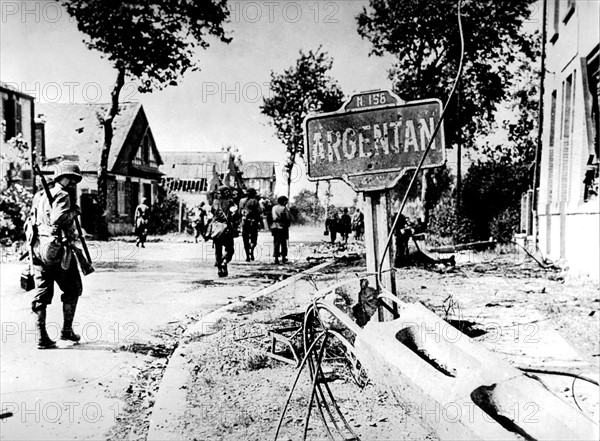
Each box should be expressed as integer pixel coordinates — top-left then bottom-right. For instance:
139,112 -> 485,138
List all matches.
0,227 -> 323,440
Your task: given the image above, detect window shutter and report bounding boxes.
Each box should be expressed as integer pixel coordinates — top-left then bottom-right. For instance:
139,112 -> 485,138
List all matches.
15,100 -> 22,136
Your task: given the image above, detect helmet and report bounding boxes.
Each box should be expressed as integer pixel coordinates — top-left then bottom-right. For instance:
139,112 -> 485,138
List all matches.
54,162 -> 82,183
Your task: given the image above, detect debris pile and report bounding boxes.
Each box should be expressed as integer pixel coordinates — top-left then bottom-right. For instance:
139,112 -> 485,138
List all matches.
306,241 -> 365,263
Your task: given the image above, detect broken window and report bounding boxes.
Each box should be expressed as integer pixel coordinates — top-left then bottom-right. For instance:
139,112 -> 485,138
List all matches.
2,94 -> 17,141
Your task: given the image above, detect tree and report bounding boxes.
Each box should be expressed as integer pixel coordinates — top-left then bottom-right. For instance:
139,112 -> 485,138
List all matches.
357,0 -> 537,149
291,189 -> 325,224
261,48 -> 344,199
60,0 -> 231,239
475,32 -> 541,165
429,33 -> 541,243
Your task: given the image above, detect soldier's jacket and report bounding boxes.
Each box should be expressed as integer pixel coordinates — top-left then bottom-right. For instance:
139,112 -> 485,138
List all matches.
239,197 -> 261,228
31,184 -> 80,266
271,204 -> 291,230
34,184 -> 79,240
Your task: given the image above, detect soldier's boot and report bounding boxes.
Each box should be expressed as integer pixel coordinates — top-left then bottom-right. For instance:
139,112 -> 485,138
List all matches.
35,308 -> 57,349
61,300 -> 81,342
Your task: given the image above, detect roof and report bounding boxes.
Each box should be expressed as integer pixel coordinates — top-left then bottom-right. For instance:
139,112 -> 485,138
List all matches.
241,161 -> 276,179
37,102 -> 141,172
160,151 -> 232,180
0,81 -> 35,100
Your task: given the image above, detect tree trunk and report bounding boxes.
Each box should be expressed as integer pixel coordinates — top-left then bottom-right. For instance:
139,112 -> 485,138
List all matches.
286,151 -> 295,201
96,67 -> 125,240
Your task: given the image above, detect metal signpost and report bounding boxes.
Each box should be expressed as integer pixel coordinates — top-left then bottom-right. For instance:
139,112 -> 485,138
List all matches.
304,90 -> 445,320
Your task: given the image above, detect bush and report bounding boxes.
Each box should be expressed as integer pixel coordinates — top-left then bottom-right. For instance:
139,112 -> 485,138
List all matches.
489,208 -> 519,243
428,192 -> 477,243
460,160 -> 530,242
149,185 -> 179,235
291,189 -> 325,224
428,193 -> 457,238
0,184 -> 33,243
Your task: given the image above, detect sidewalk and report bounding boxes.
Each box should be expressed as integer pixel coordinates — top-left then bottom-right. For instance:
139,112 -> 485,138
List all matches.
141,251 -> 599,441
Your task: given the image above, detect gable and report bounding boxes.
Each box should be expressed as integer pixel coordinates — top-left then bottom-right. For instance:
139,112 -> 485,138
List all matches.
38,101 -> 141,173
113,107 -> 163,174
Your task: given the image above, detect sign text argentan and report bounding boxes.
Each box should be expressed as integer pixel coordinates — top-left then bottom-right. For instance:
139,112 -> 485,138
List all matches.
304,94 -> 445,188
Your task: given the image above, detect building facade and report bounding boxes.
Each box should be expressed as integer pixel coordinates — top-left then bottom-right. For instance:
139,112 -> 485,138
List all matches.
160,151 -> 244,207
240,161 -> 276,197
38,102 -> 163,236
537,0 -> 599,277
0,82 -> 36,188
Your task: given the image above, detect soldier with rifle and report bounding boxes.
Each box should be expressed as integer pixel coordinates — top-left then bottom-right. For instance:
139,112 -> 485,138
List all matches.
28,162 -> 92,349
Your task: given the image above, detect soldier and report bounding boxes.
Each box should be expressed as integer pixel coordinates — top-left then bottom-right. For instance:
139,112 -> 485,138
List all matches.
325,208 -> 340,244
211,186 -> 238,277
30,162 -> 84,349
271,195 -> 291,264
134,197 -> 150,248
352,208 -> 365,241
339,208 -> 352,244
239,187 -> 262,261
192,202 -> 207,243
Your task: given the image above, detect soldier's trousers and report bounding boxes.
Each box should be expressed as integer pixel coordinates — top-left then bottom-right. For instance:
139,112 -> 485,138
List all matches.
31,256 -> 82,312
242,226 -> 258,254
272,229 -> 288,259
214,236 -> 234,266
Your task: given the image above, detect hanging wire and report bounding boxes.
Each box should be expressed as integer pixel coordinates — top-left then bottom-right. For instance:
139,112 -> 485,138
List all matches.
275,1 -> 467,439
376,0 -> 466,301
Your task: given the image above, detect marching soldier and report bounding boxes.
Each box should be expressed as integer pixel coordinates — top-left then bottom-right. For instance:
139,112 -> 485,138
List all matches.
30,162 -> 84,349
271,195 -> 291,264
134,197 -> 150,248
211,186 -> 238,277
239,187 -> 261,261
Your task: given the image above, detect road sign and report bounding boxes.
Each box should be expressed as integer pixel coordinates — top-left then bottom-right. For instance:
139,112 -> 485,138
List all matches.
304,90 -> 445,192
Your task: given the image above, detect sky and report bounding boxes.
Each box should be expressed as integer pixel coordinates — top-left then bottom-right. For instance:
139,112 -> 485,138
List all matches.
0,0 -> 543,202
0,0 -> 403,201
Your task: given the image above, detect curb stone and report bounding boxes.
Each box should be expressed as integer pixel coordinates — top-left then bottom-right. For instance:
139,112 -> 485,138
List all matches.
147,259 -> 335,440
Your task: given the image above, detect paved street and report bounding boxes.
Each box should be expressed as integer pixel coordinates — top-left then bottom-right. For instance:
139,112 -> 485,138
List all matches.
0,227 -> 324,440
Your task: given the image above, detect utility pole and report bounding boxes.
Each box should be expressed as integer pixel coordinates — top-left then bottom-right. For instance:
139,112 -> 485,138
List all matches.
455,77 -> 462,242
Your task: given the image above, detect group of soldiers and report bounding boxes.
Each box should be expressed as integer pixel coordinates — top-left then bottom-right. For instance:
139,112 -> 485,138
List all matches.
26,161 -> 370,349
189,186 -> 291,277
324,207 -> 365,244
